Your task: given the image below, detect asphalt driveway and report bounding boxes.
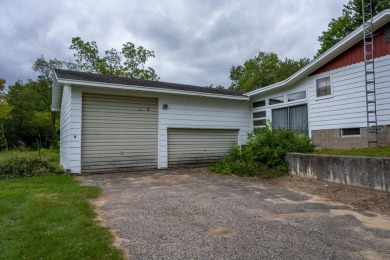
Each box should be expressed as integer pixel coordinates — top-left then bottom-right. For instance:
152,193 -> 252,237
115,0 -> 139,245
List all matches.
80,169 -> 390,259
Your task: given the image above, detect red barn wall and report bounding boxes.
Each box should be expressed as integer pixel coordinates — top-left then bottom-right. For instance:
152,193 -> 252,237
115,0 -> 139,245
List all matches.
310,26 -> 390,76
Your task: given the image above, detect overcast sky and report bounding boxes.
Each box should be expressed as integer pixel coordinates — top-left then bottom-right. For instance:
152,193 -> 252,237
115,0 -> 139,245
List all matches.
0,0 -> 348,88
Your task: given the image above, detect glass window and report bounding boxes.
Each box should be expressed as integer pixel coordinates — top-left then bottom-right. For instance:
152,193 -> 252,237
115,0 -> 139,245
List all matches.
252,100 -> 266,108
316,77 -> 331,97
288,91 -> 306,102
342,128 -> 360,136
269,96 -> 284,105
253,119 -> 266,126
253,111 -> 266,119
272,105 -> 308,135
253,111 -> 266,127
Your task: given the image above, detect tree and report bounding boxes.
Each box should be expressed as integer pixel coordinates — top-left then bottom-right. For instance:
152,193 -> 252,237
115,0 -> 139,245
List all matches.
68,37 -> 159,80
32,56 -> 65,139
206,84 -> 225,89
229,51 -> 309,92
5,81 -> 54,148
316,0 -> 390,57
0,78 -> 11,150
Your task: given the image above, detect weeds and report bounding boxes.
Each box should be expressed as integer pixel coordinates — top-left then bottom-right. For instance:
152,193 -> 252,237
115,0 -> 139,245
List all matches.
210,125 -> 316,178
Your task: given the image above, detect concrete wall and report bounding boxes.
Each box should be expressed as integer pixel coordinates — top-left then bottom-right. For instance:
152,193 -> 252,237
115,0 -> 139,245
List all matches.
286,153 -> 390,192
312,126 -> 390,149
311,125 -> 390,149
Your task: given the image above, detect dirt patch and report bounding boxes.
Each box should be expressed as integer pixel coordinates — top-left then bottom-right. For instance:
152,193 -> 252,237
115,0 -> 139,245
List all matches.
90,194 -> 130,259
209,227 -> 236,237
329,209 -> 390,231
262,212 -> 323,221
266,175 -> 390,216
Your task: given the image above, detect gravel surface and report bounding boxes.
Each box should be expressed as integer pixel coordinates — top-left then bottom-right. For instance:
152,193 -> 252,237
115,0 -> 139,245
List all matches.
266,174 -> 390,217
80,169 -> 390,260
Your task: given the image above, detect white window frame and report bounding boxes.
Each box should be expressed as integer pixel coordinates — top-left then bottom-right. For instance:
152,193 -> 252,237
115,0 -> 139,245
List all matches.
268,95 -> 285,106
287,91 -> 306,103
315,75 -> 333,100
252,99 -> 267,109
252,110 -> 267,128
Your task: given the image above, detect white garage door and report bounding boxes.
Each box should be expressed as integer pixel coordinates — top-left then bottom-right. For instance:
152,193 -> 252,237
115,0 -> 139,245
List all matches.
168,128 -> 238,166
81,93 -> 158,173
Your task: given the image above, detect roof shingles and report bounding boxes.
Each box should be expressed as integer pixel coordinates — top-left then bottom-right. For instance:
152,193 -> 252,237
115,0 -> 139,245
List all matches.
54,69 -> 244,97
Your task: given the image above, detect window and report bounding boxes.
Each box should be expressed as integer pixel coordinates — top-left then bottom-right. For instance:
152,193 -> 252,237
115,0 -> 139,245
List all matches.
269,96 -> 284,105
288,91 -> 306,102
253,111 -> 266,127
272,104 -> 308,135
252,100 -> 266,108
341,128 -> 360,136
316,77 -> 331,97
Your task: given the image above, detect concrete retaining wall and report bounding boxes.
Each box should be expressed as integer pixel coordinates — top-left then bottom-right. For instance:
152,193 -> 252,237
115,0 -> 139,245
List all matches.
286,153 -> 390,192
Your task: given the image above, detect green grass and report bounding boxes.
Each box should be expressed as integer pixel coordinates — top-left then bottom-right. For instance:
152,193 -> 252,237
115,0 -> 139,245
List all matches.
0,175 -> 123,259
0,149 -> 60,168
314,146 -> 390,157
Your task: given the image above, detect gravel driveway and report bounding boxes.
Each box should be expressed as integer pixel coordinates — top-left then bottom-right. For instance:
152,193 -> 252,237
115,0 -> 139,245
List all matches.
79,169 -> 390,259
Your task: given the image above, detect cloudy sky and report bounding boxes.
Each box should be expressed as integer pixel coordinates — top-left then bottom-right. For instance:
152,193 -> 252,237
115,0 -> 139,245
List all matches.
0,0 -> 348,88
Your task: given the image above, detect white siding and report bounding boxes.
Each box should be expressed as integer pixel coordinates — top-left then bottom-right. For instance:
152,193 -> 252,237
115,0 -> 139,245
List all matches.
59,86 -> 82,173
60,85 -> 71,169
308,55 -> 390,130
60,86 -> 251,172
249,55 -> 390,134
158,95 -> 251,168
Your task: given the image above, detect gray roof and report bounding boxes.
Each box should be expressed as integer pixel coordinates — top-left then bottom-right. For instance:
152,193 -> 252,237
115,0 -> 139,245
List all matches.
54,69 -> 244,96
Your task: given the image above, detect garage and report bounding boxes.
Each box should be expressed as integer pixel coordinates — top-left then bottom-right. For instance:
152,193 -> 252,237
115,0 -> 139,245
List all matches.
167,128 -> 238,166
81,93 -> 158,173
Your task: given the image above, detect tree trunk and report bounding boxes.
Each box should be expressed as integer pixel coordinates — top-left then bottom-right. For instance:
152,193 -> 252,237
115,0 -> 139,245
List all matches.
0,124 -> 8,150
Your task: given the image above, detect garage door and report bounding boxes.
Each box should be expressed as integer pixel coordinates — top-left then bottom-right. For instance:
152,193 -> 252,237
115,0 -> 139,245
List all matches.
81,93 -> 158,173
168,128 -> 238,166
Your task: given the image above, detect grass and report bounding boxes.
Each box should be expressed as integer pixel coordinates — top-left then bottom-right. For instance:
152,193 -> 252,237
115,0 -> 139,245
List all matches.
314,146 -> 390,158
0,149 -> 60,168
0,149 -> 123,259
0,175 -> 123,259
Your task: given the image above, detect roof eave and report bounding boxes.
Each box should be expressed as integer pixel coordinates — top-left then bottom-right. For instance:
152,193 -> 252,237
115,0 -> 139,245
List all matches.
246,9 -> 390,97
56,78 -> 249,101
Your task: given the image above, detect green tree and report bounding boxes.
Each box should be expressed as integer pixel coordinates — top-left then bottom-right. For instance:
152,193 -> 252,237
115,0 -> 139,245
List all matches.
316,0 -> 390,57
68,37 -> 159,80
0,78 -> 11,150
5,81 -> 54,148
229,51 -> 309,92
32,56 -> 65,139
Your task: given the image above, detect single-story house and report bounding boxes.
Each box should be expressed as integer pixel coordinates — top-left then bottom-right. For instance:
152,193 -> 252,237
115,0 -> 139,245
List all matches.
52,10 -> 390,174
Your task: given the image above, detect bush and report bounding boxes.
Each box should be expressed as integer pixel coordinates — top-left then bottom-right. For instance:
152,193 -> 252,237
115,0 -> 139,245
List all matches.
0,157 -> 63,179
209,124 -> 316,178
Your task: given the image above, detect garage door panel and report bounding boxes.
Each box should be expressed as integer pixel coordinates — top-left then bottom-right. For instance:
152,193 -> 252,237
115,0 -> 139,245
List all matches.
82,162 -> 157,172
168,128 -> 238,166
81,143 -> 158,148
81,155 -> 157,164
82,93 -> 157,173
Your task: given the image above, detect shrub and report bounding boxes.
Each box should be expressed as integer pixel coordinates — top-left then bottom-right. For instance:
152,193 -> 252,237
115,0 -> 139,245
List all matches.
209,124 -> 315,178
0,157 -> 63,179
